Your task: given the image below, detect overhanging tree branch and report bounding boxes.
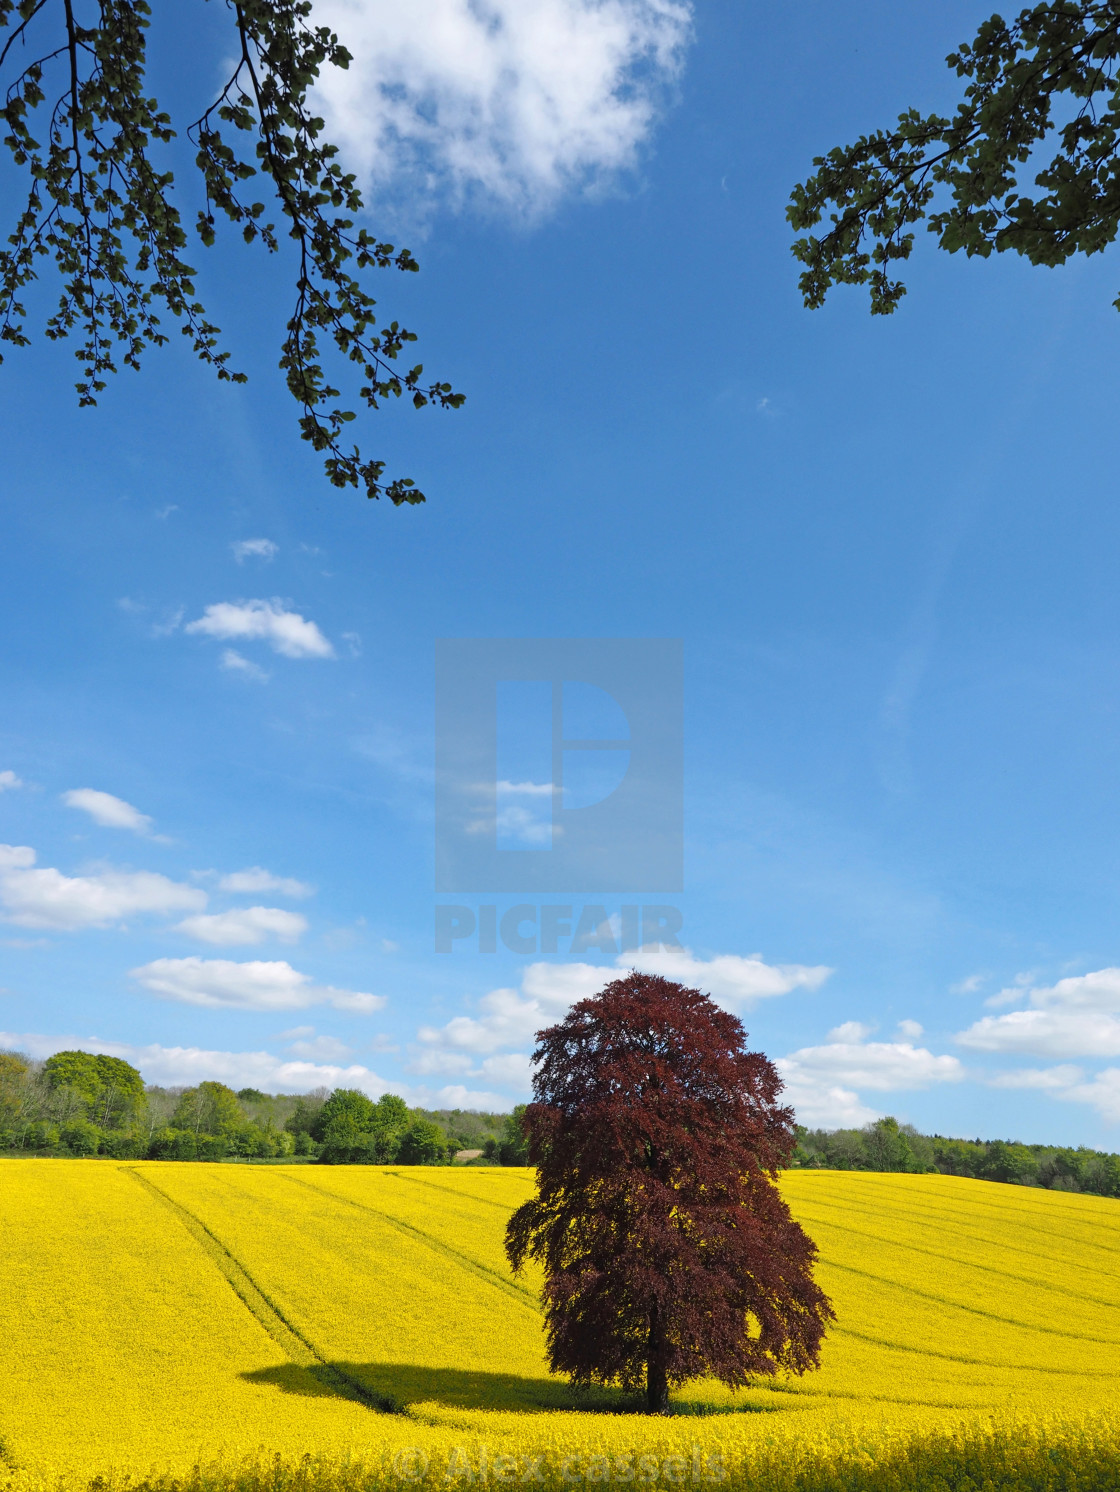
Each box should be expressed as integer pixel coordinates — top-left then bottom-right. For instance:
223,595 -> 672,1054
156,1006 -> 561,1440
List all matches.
788,2 -> 1120,314
0,0 -> 463,503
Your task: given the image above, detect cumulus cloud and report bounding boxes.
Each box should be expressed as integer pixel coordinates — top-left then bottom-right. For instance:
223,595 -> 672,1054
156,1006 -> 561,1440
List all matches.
62,788 -> 153,835
956,968 -> 1120,1057
219,867 -> 315,898
311,0 -> 693,220
130,956 -> 384,1013
775,1025 -> 963,1129
778,1037 -> 964,1094
0,770 -> 23,792
174,907 -> 308,946
232,539 -> 278,563
630,946 -> 832,1009
186,600 -> 334,659
419,960 -> 606,1056
774,1077 -> 879,1130
896,1019 -> 924,1039
0,845 -> 204,930
415,949 -> 830,1099
958,1010 -> 1120,1058
983,1063 -> 1120,1123
220,649 -> 269,682
1060,1068 -> 1120,1123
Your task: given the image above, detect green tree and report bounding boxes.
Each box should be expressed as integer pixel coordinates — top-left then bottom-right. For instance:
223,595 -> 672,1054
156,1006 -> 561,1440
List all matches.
397,1119 -> 449,1166
375,1093 -> 410,1130
496,1104 -> 529,1165
982,1139 -> 1039,1185
788,3 -> 1120,316
310,1087 -> 376,1142
42,1050 -> 145,1128
0,0 -> 463,503
862,1117 -> 917,1173
60,1115 -> 102,1156
171,1081 -> 245,1136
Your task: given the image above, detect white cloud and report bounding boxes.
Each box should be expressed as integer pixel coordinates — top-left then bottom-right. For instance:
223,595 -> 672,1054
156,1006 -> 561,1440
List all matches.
0,771 -> 23,792
957,1010 -> 1120,1058
285,1033 -> 353,1061
174,907 -> 308,946
311,0 -> 693,220
1060,1069 -> 1120,1123
774,1023 -> 964,1130
956,968 -> 1120,1057
896,1019 -> 924,1039
778,1038 -> 964,1096
218,867 -> 315,898
0,846 -> 204,930
415,950 -> 830,1100
775,1077 -> 879,1130
989,1065 -> 1084,1090
186,600 -> 334,659
629,946 -> 832,1009
220,648 -> 269,682
418,960 -> 607,1056
130,956 -> 384,1013
0,846 -> 35,869
232,539 -> 278,563
62,788 -> 153,835
828,1021 -> 873,1043
983,1063 -> 1120,1123
950,974 -> 985,995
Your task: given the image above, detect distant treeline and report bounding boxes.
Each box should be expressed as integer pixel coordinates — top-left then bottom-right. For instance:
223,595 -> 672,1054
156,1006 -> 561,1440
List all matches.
0,1050 -> 528,1166
7,1049 -> 1114,1192
791,1116 -> 1120,1197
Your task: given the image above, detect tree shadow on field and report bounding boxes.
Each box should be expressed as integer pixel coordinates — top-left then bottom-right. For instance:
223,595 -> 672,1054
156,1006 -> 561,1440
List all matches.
242,1363 -> 782,1418
243,1362 -> 644,1415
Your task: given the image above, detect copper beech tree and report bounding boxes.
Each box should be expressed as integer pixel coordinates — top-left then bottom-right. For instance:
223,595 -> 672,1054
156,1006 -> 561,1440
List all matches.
505,973 -> 834,1414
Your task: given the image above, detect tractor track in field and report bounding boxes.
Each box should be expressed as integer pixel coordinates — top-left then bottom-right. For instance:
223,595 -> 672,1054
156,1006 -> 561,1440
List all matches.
274,1171 -> 540,1310
825,1256 -> 1120,1345
796,1207 -> 1120,1311
121,1167 -> 397,1414
385,1169 -> 533,1213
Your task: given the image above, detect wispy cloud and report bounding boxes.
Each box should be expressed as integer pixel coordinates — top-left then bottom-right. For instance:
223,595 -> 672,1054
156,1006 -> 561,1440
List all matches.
231,539 -> 278,564
62,788 -> 153,835
220,649 -> 269,682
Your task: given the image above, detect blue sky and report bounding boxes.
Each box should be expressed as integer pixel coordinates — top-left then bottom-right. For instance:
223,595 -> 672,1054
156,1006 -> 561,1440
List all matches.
4,0 -> 1120,1145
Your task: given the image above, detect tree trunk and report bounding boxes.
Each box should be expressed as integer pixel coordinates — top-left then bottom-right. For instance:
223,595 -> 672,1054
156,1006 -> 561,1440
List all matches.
646,1306 -> 669,1414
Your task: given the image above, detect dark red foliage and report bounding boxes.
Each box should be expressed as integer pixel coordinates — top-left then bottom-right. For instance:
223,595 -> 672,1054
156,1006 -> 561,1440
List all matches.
505,973 -> 834,1413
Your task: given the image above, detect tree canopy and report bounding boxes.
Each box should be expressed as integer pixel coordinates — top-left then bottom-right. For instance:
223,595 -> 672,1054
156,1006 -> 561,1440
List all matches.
505,972 -> 834,1414
788,3 -> 1120,315
42,1049 -> 144,1126
0,0 -> 463,502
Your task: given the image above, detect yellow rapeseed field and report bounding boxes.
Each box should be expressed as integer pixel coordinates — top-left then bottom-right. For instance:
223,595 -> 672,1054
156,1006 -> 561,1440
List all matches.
1,1159 -> 1118,1491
